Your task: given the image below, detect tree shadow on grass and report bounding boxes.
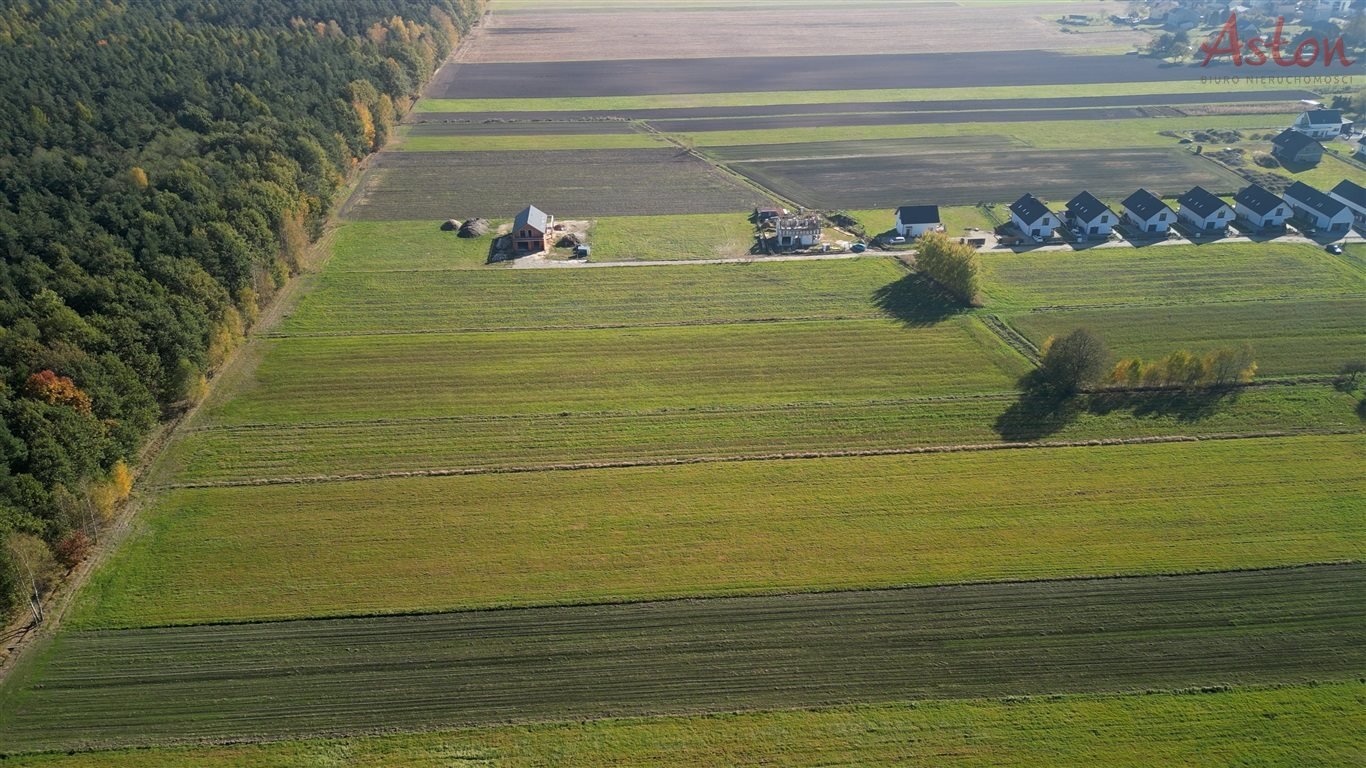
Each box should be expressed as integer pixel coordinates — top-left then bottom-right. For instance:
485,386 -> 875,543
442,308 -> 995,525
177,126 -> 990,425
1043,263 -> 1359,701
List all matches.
995,374 -> 1246,442
994,370 -> 1083,441
872,273 -> 965,327
1086,387 -> 1241,423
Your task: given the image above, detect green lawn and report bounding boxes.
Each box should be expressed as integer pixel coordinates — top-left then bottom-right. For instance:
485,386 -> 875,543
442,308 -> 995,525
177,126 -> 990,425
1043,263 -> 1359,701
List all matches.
848,205 -> 1004,237
205,318 -> 1027,425
73,435 -> 1366,627
586,212 -> 758,261
324,220 -> 507,272
1007,299 -> 1366,377
1259,148 -> 1366,189
8,567 -> 1363,751
280,256 -> 903,334
161,385 -> 1364,484
6,683 -> 1361,767
979,243 -> 1366,310
416,81 -> 1293,114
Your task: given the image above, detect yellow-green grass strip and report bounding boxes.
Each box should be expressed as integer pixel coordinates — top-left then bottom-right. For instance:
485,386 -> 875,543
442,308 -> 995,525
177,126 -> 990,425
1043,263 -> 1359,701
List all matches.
5,682 -> 1362,767
203,318 -> 1029,426
160,385 -> 1365,484
72,434 -> 1366,627
394,132 -> 667,152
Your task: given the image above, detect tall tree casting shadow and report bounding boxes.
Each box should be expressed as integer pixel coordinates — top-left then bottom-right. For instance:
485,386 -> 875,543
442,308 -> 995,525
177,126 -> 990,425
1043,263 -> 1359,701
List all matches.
872,273 -> 965,327
995,374 -> 1246,442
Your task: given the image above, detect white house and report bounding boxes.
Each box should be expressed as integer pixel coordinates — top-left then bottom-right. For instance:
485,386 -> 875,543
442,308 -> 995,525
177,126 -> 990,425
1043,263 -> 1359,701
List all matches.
1283,181 -> 1353,235
894,205 -> 942,238
1064,191 -> 1116,240
1291,108 -> 1352,140
1177,186 -> 1233,233
1008,194 -> 1060,242
1120,188 -> 1175,235
1328,180 -> 1366,227
1232,184 -> 1289,231
1355,135 -> 1366,160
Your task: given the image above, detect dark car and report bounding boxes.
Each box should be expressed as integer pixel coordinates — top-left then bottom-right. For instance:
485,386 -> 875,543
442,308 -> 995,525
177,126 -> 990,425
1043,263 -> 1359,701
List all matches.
1325,243 -> 1344,255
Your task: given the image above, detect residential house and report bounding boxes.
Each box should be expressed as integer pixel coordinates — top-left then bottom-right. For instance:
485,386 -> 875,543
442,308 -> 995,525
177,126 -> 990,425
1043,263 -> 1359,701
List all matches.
1290,108 -> 1352,140
774,214 -> 822,248
1328,180 -> 1366,227
755,206 -> 785,223
1162,7 -> 1201,29
511,205 -> 553,255
1271,128 -> 1324,165
1064,191 -> 1117,239
1354,135 -> 1366,160
894,205 -> 942,238
1177,186 -> 1234,233
1120,188 -> 1175,235
1008,194 -> 1060,242
1282,181 -> 1354,234
1233,184 -> 1289,231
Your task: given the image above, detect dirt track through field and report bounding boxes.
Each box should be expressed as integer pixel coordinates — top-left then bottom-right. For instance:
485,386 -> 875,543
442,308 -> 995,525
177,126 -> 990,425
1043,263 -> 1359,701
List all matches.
2,565 -> 1360,751
413,89 -> 1318,122
427,52 -> 1212,99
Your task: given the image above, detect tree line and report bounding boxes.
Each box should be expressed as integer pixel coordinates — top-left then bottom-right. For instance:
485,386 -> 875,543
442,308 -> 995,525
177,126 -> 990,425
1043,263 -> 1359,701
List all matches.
0,0 -> 485,621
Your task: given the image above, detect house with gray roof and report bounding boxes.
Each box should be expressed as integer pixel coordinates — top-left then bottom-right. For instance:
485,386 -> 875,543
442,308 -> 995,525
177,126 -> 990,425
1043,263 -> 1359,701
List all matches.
1283,181 -> 1353,235
1008,194 -> 1060,242
1328,180 -> 1366,227
1177,186 -> 1233,233
1272,128 -> 1323,166
1291,108 -> 1352,140
1120,188 -> 1175,235
512,205 -> 553,255
1233,184 -> 1289,231
1064,191 -> 1116,240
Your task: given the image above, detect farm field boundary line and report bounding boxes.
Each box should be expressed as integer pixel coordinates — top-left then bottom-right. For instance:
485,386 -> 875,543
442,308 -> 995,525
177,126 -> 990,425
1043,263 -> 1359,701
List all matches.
2,564 -> 1361,751
150,428 -> 1361,490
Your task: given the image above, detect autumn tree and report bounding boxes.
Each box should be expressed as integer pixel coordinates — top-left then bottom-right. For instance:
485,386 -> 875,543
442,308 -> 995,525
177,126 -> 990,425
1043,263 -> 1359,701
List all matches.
1035,329 -> 1109,395
914,232 -> 981,305
23,370 -> 93,414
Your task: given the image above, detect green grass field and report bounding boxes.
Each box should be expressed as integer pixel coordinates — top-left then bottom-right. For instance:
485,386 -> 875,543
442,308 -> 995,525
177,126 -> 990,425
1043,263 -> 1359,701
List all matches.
415,81 -> 1295,114
7,682 -> 1361,767
979,243 -> 1366,309
848,205 -> 1004,237
279,256 -> 903,334
205,318 -> 1027,425
1007,299 -> 1366,377
9,566 -> 1365,751
323,220 -> 507,271
586,212 -> 758,261
160,385 -> 1364,483
74,435 -> 1365,627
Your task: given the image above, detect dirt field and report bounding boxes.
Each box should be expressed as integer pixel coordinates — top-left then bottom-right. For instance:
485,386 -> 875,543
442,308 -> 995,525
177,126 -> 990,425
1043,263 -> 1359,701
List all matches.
340,149 -> 770,220
467,3 -> 1146,62
412,89 -> 1319,122
648,105 -> 1193,133
728,147 -> 1247,208
405,120 -> 640,135
427,51 -> 1204,99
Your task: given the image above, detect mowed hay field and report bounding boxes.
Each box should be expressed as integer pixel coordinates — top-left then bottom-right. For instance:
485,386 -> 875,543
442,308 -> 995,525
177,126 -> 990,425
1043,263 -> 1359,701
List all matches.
279,257 -> 905,334
7,566 -> 1364,750
74,436 -> 1365,627
1008,299 -> 1366,377
5,683 -> 1362,768
979,243 -> 1366,309
205,319 -> 1028,425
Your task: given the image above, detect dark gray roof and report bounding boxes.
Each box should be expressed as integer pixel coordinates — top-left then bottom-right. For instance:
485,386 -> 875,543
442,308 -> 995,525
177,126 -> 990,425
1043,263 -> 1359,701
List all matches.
1330,179 -> 1365,209
1233,184 -> 1284,216
896,205 -> 940,225
1177,186 -> 1230,219
1009,193 -> 1052,223
1272,128 -> 1319,155
1066,191 -> 1112,222
1302,108 -> 1342,125
1285,181 -> 1348,218
1121,188 -> 1171,220
514,205 -> 549,232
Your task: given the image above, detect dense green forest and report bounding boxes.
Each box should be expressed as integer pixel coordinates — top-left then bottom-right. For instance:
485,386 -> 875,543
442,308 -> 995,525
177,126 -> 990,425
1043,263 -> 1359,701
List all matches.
0,0 -> 484,621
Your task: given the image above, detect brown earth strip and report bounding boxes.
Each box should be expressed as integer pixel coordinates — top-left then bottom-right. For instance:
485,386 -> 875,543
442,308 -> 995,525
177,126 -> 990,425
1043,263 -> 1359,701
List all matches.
647,105 -> 1189,133
1,564 -> 1360,751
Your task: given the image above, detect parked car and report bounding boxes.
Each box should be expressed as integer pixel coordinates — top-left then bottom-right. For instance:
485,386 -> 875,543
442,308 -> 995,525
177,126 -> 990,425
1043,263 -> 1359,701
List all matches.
1326,243 -> 1344,255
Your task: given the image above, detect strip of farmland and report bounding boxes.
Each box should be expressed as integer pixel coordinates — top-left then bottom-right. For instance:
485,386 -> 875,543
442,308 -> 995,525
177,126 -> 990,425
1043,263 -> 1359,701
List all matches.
6,565 -> 1363,751
202,319 -> 1028,425
724,147 -> 1247,208
340,149 -> 770,220
416,89 -> 1319,122
160,386 -> 1365,484
426,52 -> 1208,99
7,682 -> 1363,767
1007,299 -> 1366,377
71,435 -> 1366,628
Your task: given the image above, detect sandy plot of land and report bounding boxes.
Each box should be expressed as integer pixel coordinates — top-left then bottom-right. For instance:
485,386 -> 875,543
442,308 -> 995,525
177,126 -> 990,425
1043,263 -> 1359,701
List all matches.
469,3 -> 1146,62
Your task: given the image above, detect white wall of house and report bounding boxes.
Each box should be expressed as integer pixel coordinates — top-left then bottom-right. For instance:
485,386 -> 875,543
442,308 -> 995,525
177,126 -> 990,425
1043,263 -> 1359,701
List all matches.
1234,201 -> 1289,230
1292,114 -> 1344,140
1010,211 -> 1059,241
1284,195 -> 1354,232
1067,211 -> 1115,238
895,220 -> 940,237
1329,192 -> 1366,225
1122,206 -> 1172,234
1179,204 -> 1232,232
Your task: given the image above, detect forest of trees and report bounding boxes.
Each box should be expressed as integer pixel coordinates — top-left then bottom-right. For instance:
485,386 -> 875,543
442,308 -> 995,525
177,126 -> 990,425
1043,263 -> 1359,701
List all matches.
0,0 -> 485,621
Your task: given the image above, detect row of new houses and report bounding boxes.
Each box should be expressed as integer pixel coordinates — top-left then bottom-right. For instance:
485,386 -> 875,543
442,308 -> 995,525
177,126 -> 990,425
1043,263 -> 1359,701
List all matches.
999,180 -> 1364,243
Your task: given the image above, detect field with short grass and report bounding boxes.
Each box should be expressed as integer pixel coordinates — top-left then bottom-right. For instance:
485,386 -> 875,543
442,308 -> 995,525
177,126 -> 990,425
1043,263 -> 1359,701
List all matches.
7,683 -> 1361,768
582,212 -> 758,261
74,435 -> 1365,628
